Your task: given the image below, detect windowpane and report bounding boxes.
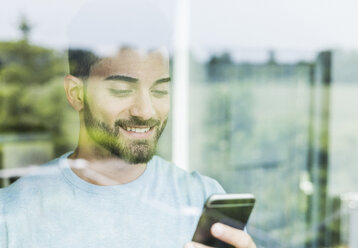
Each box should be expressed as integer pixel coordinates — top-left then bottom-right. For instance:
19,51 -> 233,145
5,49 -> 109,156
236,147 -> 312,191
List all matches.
1,0 -> 357,247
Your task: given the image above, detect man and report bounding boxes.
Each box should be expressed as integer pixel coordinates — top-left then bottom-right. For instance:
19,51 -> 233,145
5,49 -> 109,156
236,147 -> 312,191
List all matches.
0,1 -> 256,247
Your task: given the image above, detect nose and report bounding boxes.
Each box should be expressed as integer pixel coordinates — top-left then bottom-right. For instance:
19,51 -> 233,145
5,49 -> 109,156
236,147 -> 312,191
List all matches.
129,91 -> 156,120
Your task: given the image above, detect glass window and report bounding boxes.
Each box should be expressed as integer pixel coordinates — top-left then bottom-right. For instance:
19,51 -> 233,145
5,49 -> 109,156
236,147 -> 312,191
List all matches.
1,0 -> 358,247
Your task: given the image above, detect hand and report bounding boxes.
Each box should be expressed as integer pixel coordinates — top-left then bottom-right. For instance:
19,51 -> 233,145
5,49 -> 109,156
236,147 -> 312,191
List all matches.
185,223 -> 256,248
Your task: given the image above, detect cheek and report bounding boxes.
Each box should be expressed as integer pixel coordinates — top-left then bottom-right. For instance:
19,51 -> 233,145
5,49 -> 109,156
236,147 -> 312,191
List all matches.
98,98 -> 133,123
153,97 -> 170,118
86,87 -> 130,123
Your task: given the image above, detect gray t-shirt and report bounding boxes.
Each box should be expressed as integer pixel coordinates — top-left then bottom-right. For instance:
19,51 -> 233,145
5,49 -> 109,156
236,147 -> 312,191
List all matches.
0,153 -> 225,248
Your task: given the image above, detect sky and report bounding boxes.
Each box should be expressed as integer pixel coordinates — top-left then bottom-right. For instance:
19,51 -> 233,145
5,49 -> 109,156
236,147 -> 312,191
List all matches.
1,0 -> 358,62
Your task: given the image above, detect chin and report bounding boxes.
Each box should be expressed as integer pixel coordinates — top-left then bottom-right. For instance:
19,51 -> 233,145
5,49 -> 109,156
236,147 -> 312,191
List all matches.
110,144 -> 156,164
123,153 -> 154,164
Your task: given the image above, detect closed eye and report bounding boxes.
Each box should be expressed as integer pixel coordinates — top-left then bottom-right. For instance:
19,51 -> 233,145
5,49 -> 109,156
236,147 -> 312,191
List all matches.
109,89 -> 133,97
151,90 -> 169,96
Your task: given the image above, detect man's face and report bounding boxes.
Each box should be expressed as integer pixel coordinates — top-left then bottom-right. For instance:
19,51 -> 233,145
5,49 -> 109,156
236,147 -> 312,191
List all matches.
83,48 -> 170,164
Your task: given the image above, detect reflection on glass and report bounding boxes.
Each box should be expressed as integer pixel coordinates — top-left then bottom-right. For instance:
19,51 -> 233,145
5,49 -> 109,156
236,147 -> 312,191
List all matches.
0,0 -> 358,247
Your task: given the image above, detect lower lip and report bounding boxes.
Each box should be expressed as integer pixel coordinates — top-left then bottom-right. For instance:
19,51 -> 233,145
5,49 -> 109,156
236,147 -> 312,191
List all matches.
119,126 -> 155,139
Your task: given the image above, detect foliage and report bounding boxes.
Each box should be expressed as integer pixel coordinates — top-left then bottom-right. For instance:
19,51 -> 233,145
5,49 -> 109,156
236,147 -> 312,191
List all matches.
0,40 -> 75,154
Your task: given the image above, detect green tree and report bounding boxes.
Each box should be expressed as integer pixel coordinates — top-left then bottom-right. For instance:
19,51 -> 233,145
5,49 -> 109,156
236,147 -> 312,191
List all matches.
0,40 -> 75,154
18,15 -> 32,41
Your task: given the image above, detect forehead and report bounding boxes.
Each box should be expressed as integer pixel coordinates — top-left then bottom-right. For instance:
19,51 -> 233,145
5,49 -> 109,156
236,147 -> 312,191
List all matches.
89,48 -> 170,79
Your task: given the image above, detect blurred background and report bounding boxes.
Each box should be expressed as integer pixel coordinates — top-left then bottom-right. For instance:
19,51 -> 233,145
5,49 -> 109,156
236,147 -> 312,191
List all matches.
1,0 -> 358,247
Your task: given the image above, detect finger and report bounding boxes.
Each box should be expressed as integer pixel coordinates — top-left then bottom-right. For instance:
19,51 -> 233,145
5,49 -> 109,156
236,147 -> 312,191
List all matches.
184,241 -> 214,248
211,223 -> 256,248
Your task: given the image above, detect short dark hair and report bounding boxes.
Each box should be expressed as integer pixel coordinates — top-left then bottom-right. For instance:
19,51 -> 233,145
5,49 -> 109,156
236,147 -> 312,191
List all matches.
67,49 -> 99,80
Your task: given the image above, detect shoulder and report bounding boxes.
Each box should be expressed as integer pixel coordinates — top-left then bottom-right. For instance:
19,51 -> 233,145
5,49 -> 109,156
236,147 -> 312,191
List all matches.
151,156 -> 225,200
0,154 -> 67,205
0,189 -> 7,246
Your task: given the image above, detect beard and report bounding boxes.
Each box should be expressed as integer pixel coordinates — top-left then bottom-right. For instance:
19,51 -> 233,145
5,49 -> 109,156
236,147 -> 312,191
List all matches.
83,98 -> 167,164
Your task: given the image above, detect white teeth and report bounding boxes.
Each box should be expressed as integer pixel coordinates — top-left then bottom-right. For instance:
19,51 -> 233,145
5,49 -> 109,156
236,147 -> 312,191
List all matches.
125,127 -> 150,133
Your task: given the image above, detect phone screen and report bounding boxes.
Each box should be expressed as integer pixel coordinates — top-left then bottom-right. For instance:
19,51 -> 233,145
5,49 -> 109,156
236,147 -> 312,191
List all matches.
192,194 -> 255,248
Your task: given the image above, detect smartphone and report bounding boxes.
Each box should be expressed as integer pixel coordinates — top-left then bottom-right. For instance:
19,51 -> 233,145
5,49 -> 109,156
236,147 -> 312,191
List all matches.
192,193 -> 255,248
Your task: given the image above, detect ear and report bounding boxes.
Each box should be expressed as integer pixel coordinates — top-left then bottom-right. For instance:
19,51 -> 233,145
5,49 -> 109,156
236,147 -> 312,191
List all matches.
64,75 -> 84,111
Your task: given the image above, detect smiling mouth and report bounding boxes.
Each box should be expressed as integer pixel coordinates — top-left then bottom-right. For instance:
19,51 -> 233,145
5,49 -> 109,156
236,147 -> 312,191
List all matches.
124,126 -> 152,133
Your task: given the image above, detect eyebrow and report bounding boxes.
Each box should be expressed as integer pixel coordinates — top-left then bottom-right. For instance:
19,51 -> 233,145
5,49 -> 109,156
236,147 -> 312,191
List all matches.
104,75 -> 171,84
104,75 -> 138,82
154,77 -> 171,85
